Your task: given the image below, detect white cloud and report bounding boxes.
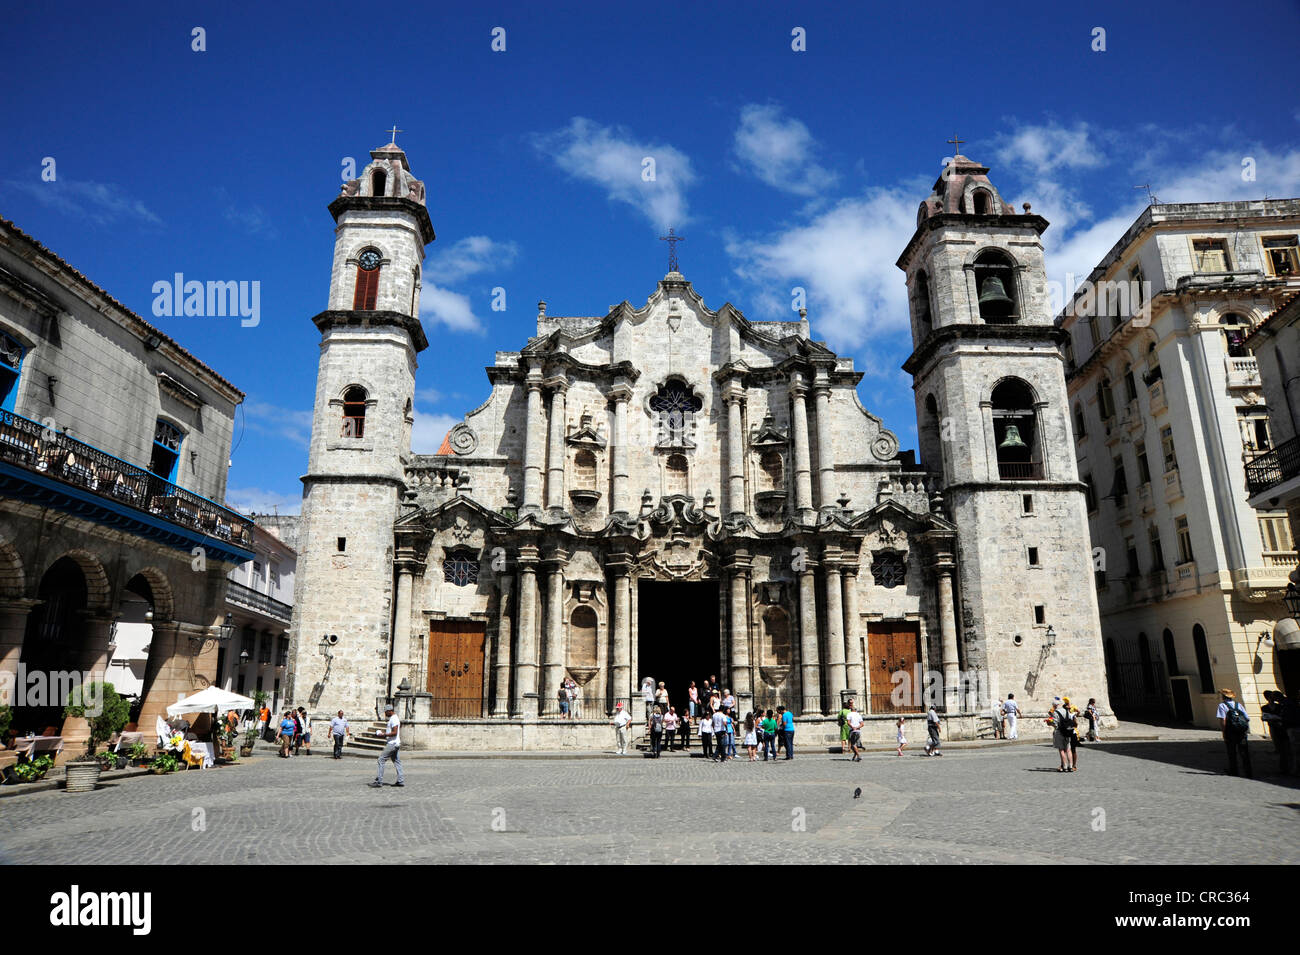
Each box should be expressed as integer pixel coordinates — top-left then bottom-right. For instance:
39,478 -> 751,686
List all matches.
994,121 -> 1107,175
733,104 -> 837,197
411,411 -> 461,454
414,387 -> 443,406
425,235 -> 518,284
421,285 -> 485,333
241,399 -> 313,447
225,486 -> 301,515
2,179 -> 162,226
727,188 -> 917,350
1155,144 -> 1300,203
532,117 -> 696,230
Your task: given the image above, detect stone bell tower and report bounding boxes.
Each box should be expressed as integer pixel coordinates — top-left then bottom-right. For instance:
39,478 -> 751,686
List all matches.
898,152 -> 1109,712
289,140 -> 435,717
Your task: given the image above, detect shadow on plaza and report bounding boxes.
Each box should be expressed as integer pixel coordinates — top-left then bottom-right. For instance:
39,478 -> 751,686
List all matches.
1077,737 -> 1300,789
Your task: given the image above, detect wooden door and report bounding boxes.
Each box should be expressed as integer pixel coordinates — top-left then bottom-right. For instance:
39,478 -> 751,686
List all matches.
866,622 -> 923,713
427,620 -> 486,718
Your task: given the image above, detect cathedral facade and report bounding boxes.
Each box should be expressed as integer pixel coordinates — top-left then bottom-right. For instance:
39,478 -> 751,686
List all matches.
287,142 -> 1111,749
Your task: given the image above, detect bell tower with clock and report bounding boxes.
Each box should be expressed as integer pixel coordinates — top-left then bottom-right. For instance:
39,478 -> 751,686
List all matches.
898,151 -> 1109,714
289,139 -> 436,716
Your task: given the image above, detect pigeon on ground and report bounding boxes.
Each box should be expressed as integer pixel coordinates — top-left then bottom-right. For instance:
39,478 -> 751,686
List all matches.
853,787 -> 862,799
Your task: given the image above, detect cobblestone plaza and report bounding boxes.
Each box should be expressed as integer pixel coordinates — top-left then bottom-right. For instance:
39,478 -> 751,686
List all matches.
3,736 -> 1296,865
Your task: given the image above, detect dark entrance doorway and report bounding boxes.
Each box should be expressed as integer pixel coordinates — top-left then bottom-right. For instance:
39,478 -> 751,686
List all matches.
638,580 -> 719,715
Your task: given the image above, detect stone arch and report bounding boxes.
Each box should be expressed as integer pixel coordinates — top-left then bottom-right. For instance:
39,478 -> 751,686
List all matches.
0,533 -> 25,599
127,566 -> 175,622
47,548 -> 111,612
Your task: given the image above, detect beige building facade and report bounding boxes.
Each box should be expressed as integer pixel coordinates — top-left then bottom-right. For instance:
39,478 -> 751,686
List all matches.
1058,200 -> 1300,728
288,145 -> 1111,749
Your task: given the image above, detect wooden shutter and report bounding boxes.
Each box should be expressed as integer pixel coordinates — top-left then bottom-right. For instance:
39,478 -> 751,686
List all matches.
353,266 -> 379,310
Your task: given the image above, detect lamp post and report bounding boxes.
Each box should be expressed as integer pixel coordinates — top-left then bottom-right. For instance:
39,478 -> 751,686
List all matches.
1283,582 -> 1300,618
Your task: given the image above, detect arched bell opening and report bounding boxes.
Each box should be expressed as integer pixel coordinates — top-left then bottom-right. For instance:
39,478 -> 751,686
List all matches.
973,249 -> 1019,324
991,379 -> 1040,480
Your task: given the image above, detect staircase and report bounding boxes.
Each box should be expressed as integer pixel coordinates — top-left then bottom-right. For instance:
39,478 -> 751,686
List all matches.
346,722 -> 389,753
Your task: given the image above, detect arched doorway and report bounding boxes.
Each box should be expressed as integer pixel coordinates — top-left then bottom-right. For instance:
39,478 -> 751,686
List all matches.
16,557 -> 88,734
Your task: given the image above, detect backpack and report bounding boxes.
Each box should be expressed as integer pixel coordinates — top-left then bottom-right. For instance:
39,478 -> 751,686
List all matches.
1224,701 -> 1249,734
1057,708 -> 1076,734
651,712 -> 663,732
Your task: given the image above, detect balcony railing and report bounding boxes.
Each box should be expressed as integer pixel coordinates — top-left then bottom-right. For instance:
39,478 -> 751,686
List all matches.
1246,435 -> 1300,496
226,579 -> 292,623
1225,356 -> 1261,388
0,409 -> 252,551
997,460 -> 1044,481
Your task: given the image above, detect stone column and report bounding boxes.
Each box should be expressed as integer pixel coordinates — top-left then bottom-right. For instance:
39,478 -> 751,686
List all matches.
610,559 -> 632,710
789,374 -> 815,523
841,566 -> 864,702
493,573 -> 513,716
0,599 -> 37,703
390,559 -> 416,693
513,545 -> 540,718
935,558 -> 961,712
609,382 -> 633,516
541,551 -> 567,716
723,381 -> 746,517
813,372 -> 836,512
797,550 -> 822,715
822,552 -> 846,701
727,553 -> 753,712
545,378 -> 569,511
521,367 -> 546,513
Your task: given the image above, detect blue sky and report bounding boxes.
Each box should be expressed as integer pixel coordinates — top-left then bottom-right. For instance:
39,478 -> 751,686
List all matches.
3,0 -> 1298,514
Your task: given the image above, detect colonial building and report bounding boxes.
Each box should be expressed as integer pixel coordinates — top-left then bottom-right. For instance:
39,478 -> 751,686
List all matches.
1243,291 -> 1300,695
0,218 -> 254,748
288,143 -> 1110,749
1057,200 -> 1300,728
216,519 -> 297,712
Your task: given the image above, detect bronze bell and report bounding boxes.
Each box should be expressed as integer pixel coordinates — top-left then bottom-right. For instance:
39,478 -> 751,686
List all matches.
999,424 -> 1028,450
978,275 -> 1014,310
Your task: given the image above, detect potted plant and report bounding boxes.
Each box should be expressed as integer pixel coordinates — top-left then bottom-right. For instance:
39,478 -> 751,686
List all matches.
126,741 -> 151,767
239,731 -> 256,758
12,753 -> 54,783
149,752 -> 179,775
63,681 -> 130,793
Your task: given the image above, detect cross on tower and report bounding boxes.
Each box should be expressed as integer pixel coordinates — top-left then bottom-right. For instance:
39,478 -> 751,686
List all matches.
659,228 -> 684,272
387,125 -> 403,145
946,134 -> 965,155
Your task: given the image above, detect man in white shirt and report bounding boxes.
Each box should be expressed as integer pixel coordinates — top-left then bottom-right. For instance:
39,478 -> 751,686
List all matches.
329,710 -> 350,759
847,706 -> 865,762
1003,694 -> 1020,739
370,704 -> 404,787
612,702 -> 632,754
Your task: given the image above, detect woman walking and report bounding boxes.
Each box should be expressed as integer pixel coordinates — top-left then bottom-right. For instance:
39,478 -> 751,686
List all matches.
1085,698 -> 1101,741
688,681 -> 699,719
744,712 -> 758,761
896,716 -> 907,757
663,707 -> 678,751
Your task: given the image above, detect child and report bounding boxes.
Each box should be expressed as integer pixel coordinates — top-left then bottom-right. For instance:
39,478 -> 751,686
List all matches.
896,716 -> 906,757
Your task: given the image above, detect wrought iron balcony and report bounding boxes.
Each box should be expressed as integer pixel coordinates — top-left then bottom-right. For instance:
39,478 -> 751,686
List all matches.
226,579 -> 292,624
0,409 -> 254,563
1246,435 -> 1300,496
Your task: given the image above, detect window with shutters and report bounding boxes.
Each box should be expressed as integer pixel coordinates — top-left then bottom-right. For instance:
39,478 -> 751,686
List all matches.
1176,516 -> 1194,565
1258,513 -> 1295,554
149,419 -> 183,481
1192,238 -> 1229,273
1262,235 -> 1299,277
0,331 -> 23,412
1161,426 -> 1178,472
353,250 -> 381,310
1149,524 -> 1165,570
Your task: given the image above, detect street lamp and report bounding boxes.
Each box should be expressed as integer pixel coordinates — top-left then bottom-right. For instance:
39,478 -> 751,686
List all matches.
217,613 -> 236,642
1045,625 -> 1057,648
1283,582 -> 1300,618
239,649 -> 251,665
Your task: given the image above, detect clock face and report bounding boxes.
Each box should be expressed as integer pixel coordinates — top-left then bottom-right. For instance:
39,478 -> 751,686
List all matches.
358,250 -> 381,271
